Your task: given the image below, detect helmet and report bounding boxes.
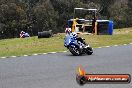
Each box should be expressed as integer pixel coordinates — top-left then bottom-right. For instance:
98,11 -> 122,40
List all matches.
65,28 -> 71,34
72,32 -> 77,38
75,18 -> 79,20
21,31 -> 25,34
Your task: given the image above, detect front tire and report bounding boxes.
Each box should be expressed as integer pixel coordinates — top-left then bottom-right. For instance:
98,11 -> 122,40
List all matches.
86,47 -> 93,55
69,46 -> 82,56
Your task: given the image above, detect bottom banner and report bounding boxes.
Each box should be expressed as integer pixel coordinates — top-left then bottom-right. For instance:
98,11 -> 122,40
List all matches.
76,66 -> 131,85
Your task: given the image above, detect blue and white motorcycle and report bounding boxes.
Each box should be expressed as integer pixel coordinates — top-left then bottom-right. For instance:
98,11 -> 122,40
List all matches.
64,33 -> 93,56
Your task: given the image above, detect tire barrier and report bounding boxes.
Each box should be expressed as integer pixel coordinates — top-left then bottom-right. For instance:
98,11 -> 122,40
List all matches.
38,30 -> 53,38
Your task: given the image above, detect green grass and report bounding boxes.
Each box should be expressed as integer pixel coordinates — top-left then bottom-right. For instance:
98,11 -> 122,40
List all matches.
0,28 -> 132,57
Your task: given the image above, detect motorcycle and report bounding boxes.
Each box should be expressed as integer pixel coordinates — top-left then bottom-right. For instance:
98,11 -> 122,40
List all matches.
64,33 -> 93,56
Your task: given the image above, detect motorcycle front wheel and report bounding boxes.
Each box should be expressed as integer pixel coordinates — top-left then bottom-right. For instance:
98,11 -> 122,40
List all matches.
86,47 -> 93,55
69,46 -> 82,56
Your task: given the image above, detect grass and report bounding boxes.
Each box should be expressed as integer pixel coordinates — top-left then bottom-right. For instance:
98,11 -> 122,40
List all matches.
0,28 -> 132,57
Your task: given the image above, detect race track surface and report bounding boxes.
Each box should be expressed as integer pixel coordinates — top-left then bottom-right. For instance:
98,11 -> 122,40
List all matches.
0,45 -> 132,88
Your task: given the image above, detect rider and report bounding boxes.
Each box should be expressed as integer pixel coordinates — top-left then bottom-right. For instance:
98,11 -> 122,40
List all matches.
20,31 -> 25,38
20,31 -> 30,38
65,27 -> 86,45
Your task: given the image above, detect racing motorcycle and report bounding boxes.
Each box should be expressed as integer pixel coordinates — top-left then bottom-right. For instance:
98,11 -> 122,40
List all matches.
64,33 -> 93,56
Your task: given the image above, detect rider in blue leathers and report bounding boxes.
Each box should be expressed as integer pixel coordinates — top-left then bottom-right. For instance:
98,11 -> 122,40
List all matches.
65,28 -> 86,46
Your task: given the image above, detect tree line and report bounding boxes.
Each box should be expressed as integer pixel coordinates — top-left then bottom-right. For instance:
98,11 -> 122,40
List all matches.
0,0 -> 131,39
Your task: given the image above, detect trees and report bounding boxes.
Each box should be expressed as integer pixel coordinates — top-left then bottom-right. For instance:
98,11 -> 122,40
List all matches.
0,2 -> 28,38
108,0 -> 128,28
0,0 -> 131,39
127,0 -> 132,27
33,0 -> 58,33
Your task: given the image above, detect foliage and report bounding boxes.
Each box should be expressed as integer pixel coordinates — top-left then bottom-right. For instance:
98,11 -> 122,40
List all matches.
0,0 -> 131,39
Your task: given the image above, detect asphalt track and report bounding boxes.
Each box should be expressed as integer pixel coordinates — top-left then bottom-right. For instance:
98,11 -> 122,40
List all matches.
0,44 -> 132,88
